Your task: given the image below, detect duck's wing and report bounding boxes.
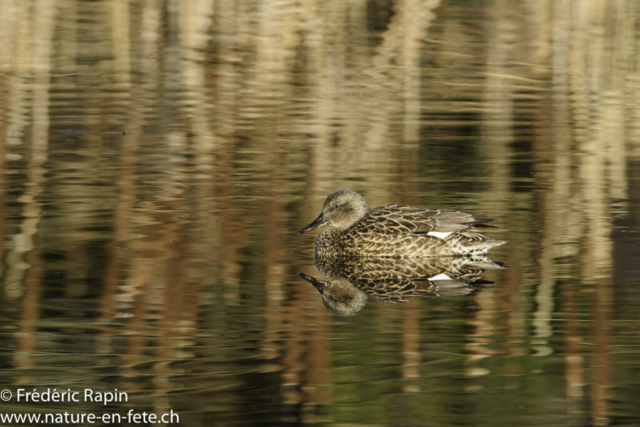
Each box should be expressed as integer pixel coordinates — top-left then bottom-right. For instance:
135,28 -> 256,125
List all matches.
359,204 -> 488,237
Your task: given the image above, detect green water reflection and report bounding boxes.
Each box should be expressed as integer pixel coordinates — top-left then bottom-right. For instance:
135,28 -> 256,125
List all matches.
1,0 -> 640,426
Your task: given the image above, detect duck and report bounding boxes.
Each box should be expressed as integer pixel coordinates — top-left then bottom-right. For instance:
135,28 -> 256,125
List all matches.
301,255 -> 504,316
300,190 -> 506,257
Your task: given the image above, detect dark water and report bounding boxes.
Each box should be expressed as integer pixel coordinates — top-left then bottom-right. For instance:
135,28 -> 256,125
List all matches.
1,0 -> 640,426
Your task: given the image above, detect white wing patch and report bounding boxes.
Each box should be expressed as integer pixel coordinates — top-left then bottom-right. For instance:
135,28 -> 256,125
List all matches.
428,273 -> 453,281
427,231 -> 453,239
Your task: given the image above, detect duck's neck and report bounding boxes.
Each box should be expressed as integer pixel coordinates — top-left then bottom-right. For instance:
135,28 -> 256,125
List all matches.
315,226 -> 343,256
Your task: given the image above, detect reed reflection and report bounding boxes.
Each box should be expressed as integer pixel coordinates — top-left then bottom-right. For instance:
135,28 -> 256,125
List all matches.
302,255 -> 504,316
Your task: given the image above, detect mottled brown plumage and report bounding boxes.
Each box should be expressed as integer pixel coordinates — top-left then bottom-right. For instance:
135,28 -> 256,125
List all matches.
300,190 -> 506,257
301,254 -> 504,316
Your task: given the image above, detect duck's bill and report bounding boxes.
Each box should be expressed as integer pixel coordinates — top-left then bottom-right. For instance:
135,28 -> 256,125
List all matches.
300,272 -> 327,294
300,213 -> 327,233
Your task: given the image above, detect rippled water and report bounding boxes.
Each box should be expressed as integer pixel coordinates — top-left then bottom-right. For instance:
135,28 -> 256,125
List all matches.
1,0 -> 640,426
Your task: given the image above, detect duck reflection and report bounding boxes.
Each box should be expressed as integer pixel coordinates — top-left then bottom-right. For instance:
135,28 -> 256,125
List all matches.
301,255 -> 504,316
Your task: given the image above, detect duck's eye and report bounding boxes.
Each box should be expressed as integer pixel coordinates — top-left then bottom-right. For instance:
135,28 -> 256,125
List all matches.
333,203 -> 343,210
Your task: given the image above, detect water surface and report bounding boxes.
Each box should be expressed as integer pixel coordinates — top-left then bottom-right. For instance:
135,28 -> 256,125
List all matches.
1,0 -> 640,426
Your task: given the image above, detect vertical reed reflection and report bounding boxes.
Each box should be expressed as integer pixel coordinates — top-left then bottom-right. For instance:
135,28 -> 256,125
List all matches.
14,0 -> 56,377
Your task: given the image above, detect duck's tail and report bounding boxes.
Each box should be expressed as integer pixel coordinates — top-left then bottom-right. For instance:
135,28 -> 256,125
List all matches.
445,230 -> 507,255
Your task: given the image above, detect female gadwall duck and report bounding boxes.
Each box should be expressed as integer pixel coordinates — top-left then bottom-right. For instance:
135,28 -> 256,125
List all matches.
300,190 -> 506,257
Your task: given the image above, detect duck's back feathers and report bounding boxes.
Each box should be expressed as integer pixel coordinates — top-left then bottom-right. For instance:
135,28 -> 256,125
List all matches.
362,204 -> 483,236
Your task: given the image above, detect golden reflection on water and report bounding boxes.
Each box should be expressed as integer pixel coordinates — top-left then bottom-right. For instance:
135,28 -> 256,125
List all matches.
1,0 -> 640,426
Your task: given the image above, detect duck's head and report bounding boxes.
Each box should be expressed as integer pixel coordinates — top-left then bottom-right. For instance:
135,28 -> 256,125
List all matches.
300,190 -> 369,233
300,273 -> 368,317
